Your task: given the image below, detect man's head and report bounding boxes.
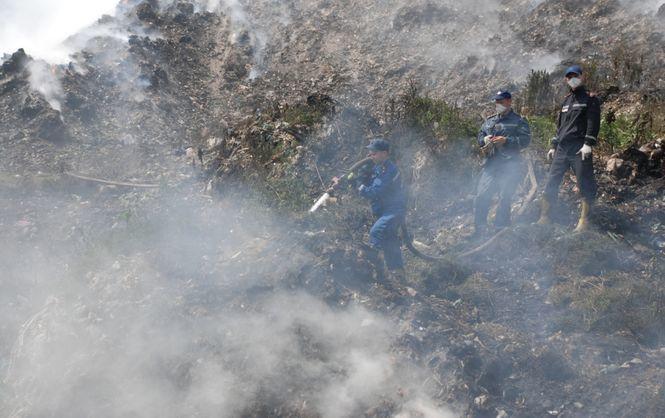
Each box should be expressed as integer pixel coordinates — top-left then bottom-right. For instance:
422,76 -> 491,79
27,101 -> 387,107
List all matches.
564,65 -> 584,90
366,138 -> 390,163
493,90 -> 512,114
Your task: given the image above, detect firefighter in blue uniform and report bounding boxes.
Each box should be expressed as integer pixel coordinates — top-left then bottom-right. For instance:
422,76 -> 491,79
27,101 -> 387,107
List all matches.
334,138 -> 407,274
538,65 -> 601,232
474,90 -> 531,236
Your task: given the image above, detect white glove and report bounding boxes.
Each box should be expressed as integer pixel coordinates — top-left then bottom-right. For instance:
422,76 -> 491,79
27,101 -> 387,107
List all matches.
482,135 -> 492,146
547,148 -> 555,160
358,184 -> 366,192
577,144 -> 592,160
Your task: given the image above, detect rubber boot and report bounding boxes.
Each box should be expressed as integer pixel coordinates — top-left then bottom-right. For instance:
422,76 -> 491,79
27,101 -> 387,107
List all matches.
573,200 -> 591,233
536,198 -> 551,225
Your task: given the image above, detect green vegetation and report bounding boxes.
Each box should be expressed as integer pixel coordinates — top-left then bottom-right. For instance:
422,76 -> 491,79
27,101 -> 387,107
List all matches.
526,115 -> 557,150
400,81 -> 477,142
599,114 -> 635,151
282,104 -> 325,127
523,70 -> 556,116
599,111 -> 655,152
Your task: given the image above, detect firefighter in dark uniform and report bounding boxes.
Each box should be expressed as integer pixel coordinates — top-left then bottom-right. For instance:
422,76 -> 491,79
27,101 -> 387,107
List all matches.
538,65 -> 601,232
474,90 -> 531,236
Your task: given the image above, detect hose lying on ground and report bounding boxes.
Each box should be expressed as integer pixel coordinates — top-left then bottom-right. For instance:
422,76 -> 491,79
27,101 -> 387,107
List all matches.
457,227 -> 511,258
65,172 -> 160,188
399,220 -> 445,261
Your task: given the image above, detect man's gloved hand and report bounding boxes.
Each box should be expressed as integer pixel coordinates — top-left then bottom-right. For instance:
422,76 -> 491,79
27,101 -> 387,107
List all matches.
358,184 -> 366,193
547,148 -> 555,160
482,135 -> 492,146
577,144 -> 592,160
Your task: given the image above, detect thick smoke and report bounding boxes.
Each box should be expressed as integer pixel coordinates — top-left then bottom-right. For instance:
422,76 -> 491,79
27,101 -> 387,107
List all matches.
1,1 -> 160,114
7,1 -> 662,417
0,191 -> 454,417
0,0 -> 118,63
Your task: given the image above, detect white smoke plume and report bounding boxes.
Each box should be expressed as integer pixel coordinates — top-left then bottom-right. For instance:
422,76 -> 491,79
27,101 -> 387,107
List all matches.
0,1 -> 117,115
203,0 -> 270,79
0,0 -> 118,63
205,0 -> 249,24
26,60 -> 65,112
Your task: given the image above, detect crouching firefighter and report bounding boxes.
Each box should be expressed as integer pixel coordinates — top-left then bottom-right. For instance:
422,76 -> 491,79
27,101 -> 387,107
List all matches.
538,65 -> 600,232
332,138 -> 408,278
473,90 -> 531,237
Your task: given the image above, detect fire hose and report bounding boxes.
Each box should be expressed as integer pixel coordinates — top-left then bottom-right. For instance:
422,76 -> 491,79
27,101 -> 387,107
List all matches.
309,158 -> 445,262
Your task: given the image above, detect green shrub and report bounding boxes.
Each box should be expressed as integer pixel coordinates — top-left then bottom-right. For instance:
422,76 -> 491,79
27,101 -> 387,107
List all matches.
523,70 -> 557,116
526,115 -> 557,150
400,81 -> 477,141
598,111 -> 654,152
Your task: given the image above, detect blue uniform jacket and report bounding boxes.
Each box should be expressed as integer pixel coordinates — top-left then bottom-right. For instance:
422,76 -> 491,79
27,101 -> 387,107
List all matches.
358,160 -> 407,217
478,110 -> 531,161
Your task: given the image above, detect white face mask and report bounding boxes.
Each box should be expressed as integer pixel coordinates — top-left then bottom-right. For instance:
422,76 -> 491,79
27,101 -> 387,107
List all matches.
567,77 -> 583,89
495,103 -> 508,114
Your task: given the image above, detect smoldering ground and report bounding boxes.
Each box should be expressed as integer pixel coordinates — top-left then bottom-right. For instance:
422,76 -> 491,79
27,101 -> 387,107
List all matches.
3,0 -> 564,119
0,188 -> 455,417
2,1 -> 664,417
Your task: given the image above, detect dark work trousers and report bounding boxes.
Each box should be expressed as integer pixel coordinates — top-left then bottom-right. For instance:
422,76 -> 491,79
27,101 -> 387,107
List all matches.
543,144 -> 597,202
474,158 -> 524,228
369,213 -> 405,271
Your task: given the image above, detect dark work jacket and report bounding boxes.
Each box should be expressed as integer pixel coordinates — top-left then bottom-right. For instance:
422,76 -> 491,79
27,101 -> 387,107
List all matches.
477,110 -> 531,162
359,160 -> 407,217
552,87 -> 601,150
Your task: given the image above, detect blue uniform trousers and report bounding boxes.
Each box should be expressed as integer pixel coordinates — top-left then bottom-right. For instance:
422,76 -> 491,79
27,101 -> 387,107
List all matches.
474,159 -> 523,228
369,213 -> 404,271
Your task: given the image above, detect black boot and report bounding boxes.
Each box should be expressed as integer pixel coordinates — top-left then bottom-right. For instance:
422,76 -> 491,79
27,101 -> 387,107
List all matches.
359,243 -> 385,280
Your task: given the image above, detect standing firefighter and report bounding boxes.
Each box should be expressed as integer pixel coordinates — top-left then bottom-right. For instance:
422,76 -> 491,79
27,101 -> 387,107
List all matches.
474,90 -> 531,236
333,138 -> 407,276
538,65 -> 600,232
